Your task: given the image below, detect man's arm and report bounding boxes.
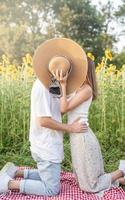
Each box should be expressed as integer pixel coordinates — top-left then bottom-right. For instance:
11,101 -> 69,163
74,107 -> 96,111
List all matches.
36,116 -> 88,133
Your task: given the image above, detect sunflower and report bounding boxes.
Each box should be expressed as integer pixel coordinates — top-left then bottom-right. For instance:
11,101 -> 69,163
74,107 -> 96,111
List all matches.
87,52 -> 95,61
105,49 -> 112,61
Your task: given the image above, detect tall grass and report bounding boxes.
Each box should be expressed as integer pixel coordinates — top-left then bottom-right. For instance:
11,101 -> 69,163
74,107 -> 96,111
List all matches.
0,52 -> 125,171
0,78 -> 32,150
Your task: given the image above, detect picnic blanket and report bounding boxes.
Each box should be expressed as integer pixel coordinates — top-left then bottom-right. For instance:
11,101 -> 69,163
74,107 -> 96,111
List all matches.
0,168 -> 125,200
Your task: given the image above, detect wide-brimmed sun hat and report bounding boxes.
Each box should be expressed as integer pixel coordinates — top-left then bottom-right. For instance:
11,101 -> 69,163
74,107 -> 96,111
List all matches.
33,38 -> 88,95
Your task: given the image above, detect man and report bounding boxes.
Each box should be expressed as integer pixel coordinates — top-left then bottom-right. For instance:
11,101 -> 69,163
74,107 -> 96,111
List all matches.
0,38 -> 88,196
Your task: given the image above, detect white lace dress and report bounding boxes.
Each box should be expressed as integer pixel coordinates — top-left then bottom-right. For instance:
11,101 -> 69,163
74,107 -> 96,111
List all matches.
67,92 -> 119,197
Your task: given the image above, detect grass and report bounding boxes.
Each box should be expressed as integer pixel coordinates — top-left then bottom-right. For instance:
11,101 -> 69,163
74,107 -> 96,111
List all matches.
0,53 -> 125,176
0,135 -> 125,173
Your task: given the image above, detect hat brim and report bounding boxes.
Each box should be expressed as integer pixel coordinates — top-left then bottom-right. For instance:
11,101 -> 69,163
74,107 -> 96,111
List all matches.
33,38 -> 88,95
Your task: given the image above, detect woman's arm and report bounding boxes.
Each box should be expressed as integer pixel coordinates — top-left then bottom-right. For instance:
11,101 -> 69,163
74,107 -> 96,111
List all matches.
54,69 -> 92,113
60,84 -> 68,114
61,84 -> 92,113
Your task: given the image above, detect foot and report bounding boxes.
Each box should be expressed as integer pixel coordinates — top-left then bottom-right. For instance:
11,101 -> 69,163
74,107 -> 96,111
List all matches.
0,171 -> 12,194
119,177 -> 125,185
0,162 -> 17,179
119,160 -> 125,175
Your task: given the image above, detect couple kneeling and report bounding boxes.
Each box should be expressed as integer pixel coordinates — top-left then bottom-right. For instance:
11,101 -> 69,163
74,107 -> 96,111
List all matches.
0,38 -> 125,198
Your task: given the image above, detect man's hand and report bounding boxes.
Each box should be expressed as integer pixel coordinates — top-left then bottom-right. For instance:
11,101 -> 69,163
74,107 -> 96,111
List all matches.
69,118 -> 88,133
37,116 -> 88,134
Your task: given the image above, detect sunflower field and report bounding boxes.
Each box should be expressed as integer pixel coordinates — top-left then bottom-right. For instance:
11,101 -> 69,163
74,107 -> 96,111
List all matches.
0,50 -> 125,172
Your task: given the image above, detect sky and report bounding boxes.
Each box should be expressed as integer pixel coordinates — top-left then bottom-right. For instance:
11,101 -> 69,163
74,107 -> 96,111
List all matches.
91,0 -> 125,52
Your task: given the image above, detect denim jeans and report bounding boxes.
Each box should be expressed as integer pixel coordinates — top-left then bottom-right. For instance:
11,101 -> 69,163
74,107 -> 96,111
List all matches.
20,153 -> 61,196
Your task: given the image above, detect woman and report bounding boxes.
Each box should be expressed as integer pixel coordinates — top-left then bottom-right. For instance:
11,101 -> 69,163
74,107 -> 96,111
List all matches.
54,57 -> 125,197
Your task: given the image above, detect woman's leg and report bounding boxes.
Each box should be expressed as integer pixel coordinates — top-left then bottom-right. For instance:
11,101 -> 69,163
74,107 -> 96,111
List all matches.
118,177 -> 125,185
111,170 -> 124,182
70,130 -> 123,194
110,160 -> 125,185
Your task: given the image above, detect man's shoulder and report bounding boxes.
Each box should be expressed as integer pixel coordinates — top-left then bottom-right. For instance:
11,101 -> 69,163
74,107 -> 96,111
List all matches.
31,79 -> 50,98
33,78 -> 42,88
32,79 -> 45,92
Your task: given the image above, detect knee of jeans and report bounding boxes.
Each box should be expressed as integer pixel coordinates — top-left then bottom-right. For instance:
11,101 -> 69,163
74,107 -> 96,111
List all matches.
47,185 -> 60,196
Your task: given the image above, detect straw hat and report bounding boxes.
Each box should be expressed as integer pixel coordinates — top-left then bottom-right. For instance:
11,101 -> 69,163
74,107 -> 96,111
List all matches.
33,38 -> 88,95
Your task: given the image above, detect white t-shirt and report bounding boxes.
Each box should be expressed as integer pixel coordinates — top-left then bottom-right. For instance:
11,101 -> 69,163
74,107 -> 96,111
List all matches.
29,79 -> 64,163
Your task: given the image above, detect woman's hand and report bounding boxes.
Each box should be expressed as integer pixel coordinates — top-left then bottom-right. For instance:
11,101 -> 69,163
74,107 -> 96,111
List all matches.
53,69 -> 69,87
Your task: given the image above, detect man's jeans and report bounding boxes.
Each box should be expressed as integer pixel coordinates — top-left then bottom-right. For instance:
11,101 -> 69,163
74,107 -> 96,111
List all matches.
20,153 -> 61,196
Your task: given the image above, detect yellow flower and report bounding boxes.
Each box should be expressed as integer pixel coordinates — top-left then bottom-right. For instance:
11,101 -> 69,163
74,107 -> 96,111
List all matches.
99,62 -> 105,68
96,61 -> 105,73
122,65 -> 125,71
109,64 -> 116,70
26,53 -> 32,64
0,65 -> 6,74
22,57 -> 27,65
116,70 -> 122,79
87,52 -> 95,61
2,54 -> 10,64
102,56 -> 106,63
96,67 -> 100,74
2,54 -> 7,61
105,49 -> 112,61
23,66 -> 33,77
11,73 -> 17,80
0,66 -> 3,74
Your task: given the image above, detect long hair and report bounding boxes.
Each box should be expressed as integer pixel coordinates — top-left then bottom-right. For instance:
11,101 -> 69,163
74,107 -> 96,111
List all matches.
86,57 -> 98,100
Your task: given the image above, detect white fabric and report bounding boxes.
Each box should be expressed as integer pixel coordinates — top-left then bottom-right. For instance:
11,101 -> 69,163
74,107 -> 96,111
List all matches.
29,79 -> 64,163
119,160 -> 125,175
67,92 -> 118,197
0,172 -> 12,193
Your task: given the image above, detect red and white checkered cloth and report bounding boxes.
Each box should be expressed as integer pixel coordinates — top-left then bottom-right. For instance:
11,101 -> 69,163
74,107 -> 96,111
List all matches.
0,169 -> 125,200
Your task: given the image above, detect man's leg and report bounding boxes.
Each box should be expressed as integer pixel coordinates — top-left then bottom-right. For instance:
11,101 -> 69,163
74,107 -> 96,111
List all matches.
8,160 -> 61,196
16,169 -> 41,180
1,162 -> 42,180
